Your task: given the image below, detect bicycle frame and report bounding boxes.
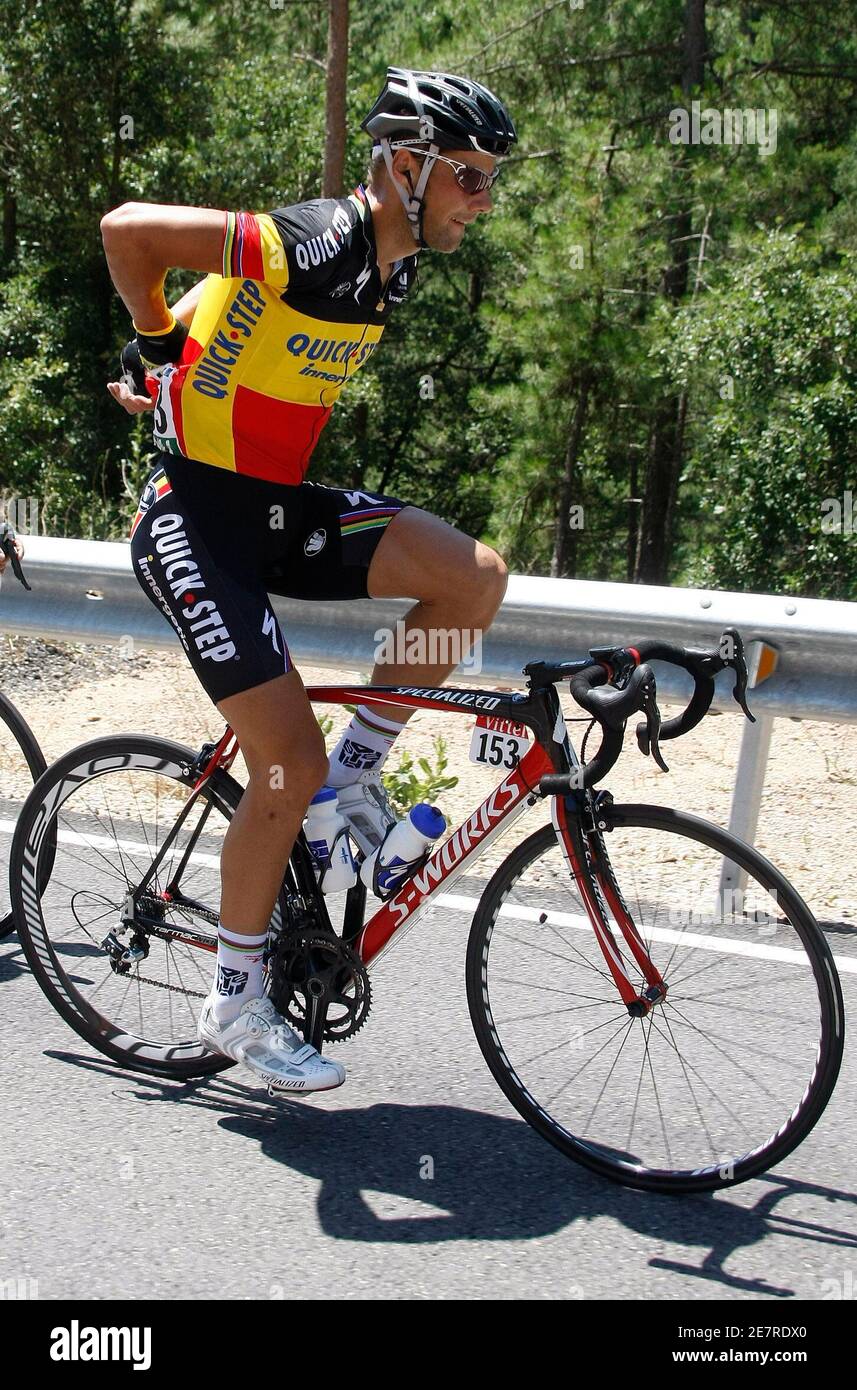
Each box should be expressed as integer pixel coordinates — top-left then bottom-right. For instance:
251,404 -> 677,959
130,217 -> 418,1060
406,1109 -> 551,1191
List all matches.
190,679 -> 666,1016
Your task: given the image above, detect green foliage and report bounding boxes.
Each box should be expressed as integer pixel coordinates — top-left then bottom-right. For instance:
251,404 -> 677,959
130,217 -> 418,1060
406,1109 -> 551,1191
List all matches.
659,232 -> 857,596
2,0 -> 857,600
382,735 -> 459,820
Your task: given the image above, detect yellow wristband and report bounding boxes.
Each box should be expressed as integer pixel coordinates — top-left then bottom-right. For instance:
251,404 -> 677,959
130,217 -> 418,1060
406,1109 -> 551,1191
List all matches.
132,312 -> 176,338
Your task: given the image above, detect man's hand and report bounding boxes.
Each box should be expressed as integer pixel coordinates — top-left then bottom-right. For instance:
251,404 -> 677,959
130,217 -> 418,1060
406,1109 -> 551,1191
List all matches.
107,377 -> 154,414
106,277 -> 205,416
107,339 -> 155,415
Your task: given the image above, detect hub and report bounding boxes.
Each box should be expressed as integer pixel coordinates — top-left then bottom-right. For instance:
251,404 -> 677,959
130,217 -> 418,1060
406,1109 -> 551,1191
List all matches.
626,981 -> 668,1016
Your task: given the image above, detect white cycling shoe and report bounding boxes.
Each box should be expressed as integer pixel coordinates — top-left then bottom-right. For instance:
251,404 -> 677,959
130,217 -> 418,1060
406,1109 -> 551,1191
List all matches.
198,995 -> 345,1094
334,771 -> 397,857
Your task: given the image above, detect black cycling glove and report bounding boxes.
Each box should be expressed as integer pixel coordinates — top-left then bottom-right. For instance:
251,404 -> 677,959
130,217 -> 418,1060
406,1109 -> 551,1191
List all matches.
133,315 -> 188,371
118,315 -> 188,396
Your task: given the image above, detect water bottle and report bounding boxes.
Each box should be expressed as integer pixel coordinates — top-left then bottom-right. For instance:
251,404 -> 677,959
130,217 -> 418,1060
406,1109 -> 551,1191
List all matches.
304,787 -> 357,894
360,803 -> 447,896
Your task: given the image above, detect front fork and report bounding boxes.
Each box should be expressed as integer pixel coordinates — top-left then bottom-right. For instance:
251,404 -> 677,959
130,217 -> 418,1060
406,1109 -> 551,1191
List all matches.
551,791 -> 667,1016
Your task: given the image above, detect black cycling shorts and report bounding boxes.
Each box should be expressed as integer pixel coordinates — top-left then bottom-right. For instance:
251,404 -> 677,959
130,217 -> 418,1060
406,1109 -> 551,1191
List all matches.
129,454 -> 410,705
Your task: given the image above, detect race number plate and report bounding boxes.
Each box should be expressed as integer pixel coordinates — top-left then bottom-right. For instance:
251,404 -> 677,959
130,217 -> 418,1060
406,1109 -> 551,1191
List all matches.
469,714 -> 532,770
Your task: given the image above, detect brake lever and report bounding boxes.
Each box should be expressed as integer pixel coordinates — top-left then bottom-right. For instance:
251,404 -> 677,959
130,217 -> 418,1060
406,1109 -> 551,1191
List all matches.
0,526 -> 31,591
635,667 -> 669,772
718,627 -> 755,723
10,548 -> 31,591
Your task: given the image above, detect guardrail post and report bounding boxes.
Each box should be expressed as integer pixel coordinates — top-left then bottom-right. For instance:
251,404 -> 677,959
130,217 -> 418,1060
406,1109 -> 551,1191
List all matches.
718,712 -> 775,902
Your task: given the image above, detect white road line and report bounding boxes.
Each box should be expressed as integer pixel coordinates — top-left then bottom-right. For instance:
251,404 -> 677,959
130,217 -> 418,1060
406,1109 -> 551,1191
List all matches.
3,819 -> 855,975
0,818 -> 220,869
436,892 -> 857,975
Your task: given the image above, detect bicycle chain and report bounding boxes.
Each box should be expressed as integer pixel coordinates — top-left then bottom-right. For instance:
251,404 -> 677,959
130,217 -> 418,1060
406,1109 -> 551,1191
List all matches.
129,972 -> 207,999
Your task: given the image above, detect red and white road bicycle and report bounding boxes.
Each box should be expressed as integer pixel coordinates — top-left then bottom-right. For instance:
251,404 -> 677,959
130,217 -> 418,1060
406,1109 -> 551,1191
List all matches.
10,628 -> 844,1192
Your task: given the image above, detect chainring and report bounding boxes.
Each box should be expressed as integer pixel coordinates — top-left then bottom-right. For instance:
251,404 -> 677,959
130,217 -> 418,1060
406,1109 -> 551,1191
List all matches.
267,926 -> 371,1043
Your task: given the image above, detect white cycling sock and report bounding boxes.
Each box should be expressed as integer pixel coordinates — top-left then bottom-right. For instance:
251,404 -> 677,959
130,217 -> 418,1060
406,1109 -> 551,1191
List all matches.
211,926 -> 267,1023
326,704 -> 404,788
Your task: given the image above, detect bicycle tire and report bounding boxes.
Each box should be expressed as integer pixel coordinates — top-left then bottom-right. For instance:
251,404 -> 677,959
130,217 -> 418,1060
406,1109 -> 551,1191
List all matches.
466,805 -> 844,1194
10,733 -> 241,1079
0,689 -> 49,938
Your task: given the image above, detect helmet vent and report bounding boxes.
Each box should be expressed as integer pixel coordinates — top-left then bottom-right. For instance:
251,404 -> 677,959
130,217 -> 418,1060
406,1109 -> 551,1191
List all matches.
450,95 -> 481,125
475,94 -> 500,128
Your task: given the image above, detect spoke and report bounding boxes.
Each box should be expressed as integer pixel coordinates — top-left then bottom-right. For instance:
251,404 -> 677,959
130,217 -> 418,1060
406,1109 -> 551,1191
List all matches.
497,999 -> 624,1026
164,947 -> 208,1028
539,1015 -> 635,1109
662,1000 -> 785,1102
675,993 -> 807,1022
129,772 -> 155,860
56,815 -> 137,893
167,935 -> 215,986
497,925 -> 600,972
67,904 -> 122,933
96,777 -> 151,885
581,1018 -> 637,1132
664,1000 -> 797,1066
112,963 -> 138,1022
136,964 -> 144,1036
504,890 -> 619,988
646,1012 -> 760,1146
86,966 -> 124,1001
489,973 -> 617,1002
641,1014 -> 673,1168
166,939 -> 175,1036
669,954 -> 798,992
657,1009 -> 720,1162
515,1007 -> 633,1070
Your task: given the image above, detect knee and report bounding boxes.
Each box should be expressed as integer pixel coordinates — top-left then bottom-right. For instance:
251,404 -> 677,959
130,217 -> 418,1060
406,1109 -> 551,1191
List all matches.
469,544 -> 509,620
245,729 -> 329,804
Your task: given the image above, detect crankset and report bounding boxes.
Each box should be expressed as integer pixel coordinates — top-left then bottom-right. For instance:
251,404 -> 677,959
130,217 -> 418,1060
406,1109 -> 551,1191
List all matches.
267,925 -> 371,1049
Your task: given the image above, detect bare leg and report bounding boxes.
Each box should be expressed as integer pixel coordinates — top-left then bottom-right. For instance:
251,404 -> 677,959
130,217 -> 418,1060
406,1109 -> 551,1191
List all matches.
216,668 -> 329,936
364,506 -> 508,727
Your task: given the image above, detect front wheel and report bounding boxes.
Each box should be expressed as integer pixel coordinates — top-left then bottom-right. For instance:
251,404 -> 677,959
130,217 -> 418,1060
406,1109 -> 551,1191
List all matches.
466,805 -> 844,1193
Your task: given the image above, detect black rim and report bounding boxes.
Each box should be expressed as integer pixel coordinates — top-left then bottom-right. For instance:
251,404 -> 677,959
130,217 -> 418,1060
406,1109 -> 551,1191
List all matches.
0,690 -> 48,937
10,735 -> 239,1078
466,809 -> 844,1193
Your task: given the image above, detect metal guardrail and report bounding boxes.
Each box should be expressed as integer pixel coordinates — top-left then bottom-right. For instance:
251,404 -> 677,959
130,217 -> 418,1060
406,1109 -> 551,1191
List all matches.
3,536 -> 857,894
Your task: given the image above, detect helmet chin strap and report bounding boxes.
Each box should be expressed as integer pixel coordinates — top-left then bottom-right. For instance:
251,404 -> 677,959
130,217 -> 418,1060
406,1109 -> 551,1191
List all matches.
376,139 -> 438,250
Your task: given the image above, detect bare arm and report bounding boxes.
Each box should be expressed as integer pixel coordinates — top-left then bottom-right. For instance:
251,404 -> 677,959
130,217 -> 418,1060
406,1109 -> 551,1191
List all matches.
106,274 -> 207,414
100,201 -> 225,331
102,201 -> 219,413
170,277 -> 207,328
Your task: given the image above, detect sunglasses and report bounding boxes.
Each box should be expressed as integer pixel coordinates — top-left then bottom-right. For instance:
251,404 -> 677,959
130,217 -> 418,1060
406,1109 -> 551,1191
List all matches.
413,150 -> 501,195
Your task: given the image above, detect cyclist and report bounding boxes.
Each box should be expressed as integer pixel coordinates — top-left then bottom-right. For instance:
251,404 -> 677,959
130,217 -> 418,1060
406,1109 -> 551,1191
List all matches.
102,67 -> 517,1095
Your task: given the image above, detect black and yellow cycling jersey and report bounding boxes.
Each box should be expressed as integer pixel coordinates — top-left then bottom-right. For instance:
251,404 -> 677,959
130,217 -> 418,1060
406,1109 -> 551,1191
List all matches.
151,184 -> 418,484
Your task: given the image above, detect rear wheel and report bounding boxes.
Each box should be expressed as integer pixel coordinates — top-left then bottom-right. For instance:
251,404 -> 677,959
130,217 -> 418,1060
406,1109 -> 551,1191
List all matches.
11,735 -> 242,1078
466,806 -> 844,1193
0,690 -> 49,938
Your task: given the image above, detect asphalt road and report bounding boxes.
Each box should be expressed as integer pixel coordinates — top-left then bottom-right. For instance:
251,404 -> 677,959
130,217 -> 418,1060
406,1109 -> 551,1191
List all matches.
2,812 -> 856,1302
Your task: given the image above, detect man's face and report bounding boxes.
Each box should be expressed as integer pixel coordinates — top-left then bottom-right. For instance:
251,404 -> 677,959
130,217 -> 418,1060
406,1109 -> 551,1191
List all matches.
403,148 -> 497,253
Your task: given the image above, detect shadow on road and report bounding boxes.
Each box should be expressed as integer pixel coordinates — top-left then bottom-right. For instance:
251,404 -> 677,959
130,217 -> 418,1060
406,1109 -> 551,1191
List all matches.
43,1048 -> 857,1295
